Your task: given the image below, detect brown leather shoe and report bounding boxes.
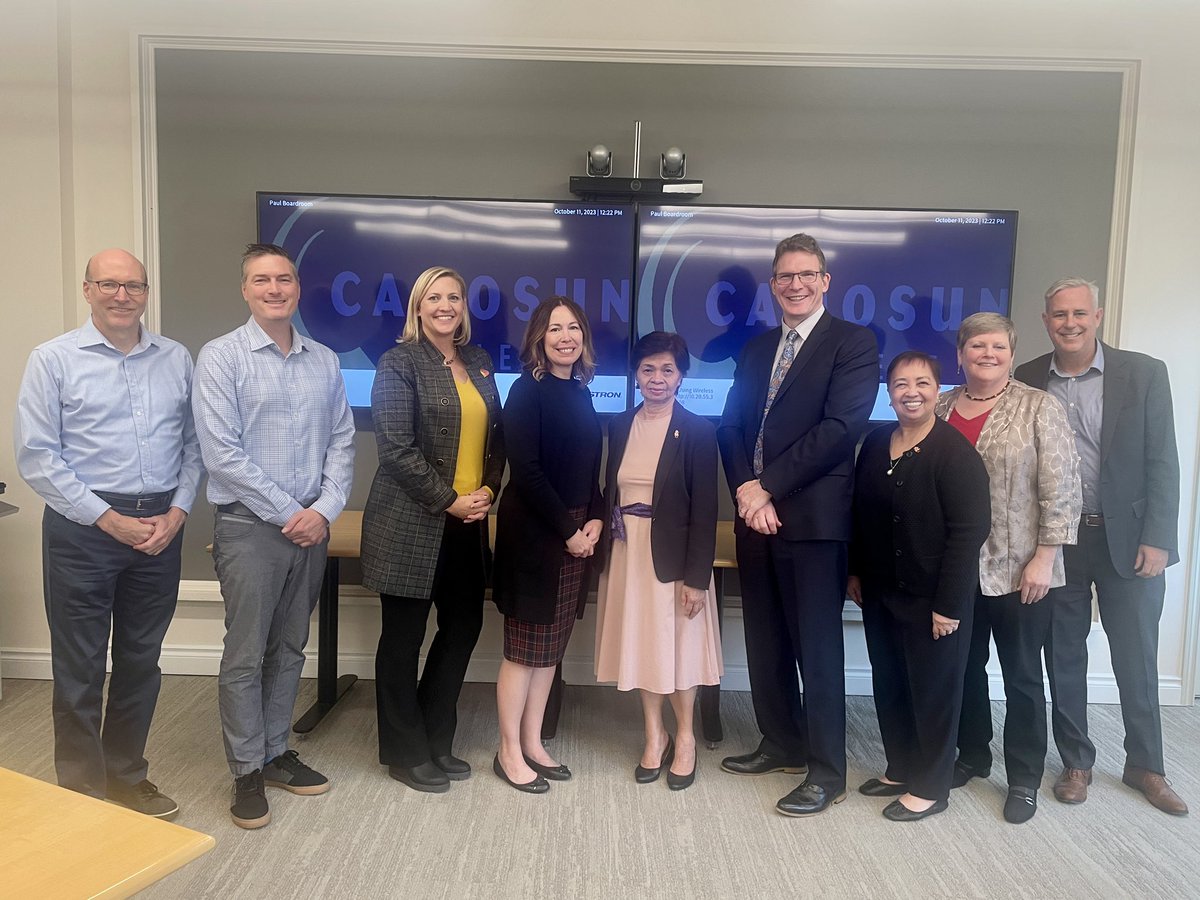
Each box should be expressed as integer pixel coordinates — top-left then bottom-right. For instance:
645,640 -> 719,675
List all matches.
1122,765 -> 1189,816
1052,767 -> 1092,804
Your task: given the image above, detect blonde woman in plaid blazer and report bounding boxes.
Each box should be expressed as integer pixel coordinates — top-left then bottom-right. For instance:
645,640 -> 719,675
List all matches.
361,267 -> 505,794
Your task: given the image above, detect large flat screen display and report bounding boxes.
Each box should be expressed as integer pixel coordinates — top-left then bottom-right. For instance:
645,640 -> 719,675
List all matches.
257,194 -> 636,412
635,205 -> 1018,417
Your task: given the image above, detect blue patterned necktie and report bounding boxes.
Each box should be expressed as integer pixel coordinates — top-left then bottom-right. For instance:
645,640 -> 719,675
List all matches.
753,329 -> 800,476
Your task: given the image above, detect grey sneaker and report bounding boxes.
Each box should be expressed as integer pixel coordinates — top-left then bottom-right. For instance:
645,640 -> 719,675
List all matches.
263,749 -> 330,795
107,779 -> 179,819
231,770 -> 271,829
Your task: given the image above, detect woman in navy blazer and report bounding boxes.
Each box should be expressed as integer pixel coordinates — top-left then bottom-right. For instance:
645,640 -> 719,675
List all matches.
595,332 -> 722,790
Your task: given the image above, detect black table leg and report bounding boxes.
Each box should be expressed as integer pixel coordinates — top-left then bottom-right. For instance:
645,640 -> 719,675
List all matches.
699,569 -> 725,746
293,557 -> 358,733
541,662 -> 565,740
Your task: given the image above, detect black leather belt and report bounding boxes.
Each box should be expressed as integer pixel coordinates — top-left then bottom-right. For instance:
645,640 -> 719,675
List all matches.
1081,514 -> 1104,527
216,501 -> 259,518
94,490 -> 174,515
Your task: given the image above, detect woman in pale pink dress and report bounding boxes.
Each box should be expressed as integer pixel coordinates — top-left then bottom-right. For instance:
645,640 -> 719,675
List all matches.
595,332 -> 723,790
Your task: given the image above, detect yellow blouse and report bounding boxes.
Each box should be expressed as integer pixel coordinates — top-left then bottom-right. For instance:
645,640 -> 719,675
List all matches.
452,376 -> 487,496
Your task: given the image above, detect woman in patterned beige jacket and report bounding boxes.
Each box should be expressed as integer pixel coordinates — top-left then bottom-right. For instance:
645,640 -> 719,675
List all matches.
934,312 -> 1081,825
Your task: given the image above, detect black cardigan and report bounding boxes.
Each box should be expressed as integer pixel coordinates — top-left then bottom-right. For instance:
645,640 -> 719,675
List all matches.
492,372 -> 604,625
849,417 -> 991,619
602,402 -> 719,591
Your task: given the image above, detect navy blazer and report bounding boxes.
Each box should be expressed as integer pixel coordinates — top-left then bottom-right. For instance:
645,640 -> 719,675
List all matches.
603,402 -> 719,590
1015,342 -> 1180,577
717,312 -> 879,542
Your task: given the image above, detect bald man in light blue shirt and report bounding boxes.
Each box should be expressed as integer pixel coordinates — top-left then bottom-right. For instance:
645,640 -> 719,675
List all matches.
15,248 -> 202,818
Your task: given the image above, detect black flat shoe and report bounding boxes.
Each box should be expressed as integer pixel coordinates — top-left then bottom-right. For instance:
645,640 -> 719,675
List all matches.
883,798 -> 949,821
951,758 -> 991,788
635,737 -> 675,784
389,761 -> 450,794
859,777 -> 908,797
1003,786 -> 1038,824
524,755 -> 572,781
720,750 -> 807,777
432,754 -> 471,781
492,755 -> 549,794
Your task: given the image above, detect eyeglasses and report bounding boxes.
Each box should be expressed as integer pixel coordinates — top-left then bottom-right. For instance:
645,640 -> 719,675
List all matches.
772,271 -> 825,286
87,279 -> 149,297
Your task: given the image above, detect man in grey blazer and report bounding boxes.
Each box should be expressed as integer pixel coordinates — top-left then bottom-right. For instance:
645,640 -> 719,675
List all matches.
1014,277 -> 1187,816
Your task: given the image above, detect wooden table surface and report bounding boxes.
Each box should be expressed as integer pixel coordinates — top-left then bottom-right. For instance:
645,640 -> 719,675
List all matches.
0,767 -> 215,899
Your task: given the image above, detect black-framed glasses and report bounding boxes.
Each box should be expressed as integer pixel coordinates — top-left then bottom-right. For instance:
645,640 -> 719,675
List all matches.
772,271 -> 825,286
87,279 -> 149,297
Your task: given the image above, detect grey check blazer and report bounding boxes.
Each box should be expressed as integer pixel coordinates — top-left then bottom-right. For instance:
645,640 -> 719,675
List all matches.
360,339 -> 505,599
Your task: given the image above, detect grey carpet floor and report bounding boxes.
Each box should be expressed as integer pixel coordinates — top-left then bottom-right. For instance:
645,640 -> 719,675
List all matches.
1,676 -> 1198,899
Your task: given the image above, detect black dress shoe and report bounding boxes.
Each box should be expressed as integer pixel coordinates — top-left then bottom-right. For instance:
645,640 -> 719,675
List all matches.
389,761 -> 450,793
524,755 -> 572,781
859,777 -> 908,797
950,758 -> 991,788
492,755 -> 549,794
883,798 -> 949,821
720,750 -> 807,777
1003,786 -> 1038,824
432,755 -> 471,781
775,781 -> 847,817
635,737 -> 675,784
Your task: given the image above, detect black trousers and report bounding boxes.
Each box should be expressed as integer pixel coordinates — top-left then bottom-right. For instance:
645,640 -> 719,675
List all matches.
863,590 -> 973,802
1048,523 -> 1166,773
375,517 -> 485,768
42,506 -> 183,797
736,533 -> 847,793
957,586 -> 1053,788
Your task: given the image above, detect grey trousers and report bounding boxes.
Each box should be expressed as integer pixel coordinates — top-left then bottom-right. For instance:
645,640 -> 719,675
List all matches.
212,509 -> 327,776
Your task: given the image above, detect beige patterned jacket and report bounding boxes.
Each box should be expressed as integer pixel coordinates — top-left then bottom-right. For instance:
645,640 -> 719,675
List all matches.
935,380 -> 1081,596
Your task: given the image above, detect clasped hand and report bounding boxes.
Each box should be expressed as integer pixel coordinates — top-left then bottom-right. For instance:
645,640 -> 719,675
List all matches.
97,507 -> 187,556
736,480 -> 781,534
566,518 -> 604,558
282,508 -> 329,548
448,489 -> 493,523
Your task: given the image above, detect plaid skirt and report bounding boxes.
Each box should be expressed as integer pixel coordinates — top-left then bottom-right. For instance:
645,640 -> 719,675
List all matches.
503,506 -> 587,668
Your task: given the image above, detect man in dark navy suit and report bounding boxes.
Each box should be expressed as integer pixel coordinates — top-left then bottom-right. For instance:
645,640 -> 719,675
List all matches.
717,233 -> 879,816
1015,277 -> 1187,817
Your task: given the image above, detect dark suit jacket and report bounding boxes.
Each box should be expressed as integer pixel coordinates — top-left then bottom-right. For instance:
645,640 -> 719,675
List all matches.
717,312 -> 880,541
603,402 -> 719,590
360,339 -> 505,599
849,418 -> 991,619
1015,342 -> 1180,577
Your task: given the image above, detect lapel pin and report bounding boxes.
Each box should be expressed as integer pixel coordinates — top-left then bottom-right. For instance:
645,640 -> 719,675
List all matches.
673,429 -> 680,439
481,368 -> 490,377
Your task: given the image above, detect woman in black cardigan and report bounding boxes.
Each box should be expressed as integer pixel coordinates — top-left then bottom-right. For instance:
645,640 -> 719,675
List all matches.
848,350 -> 991,821
491,297 -> 604,793
595,332 -> 722,791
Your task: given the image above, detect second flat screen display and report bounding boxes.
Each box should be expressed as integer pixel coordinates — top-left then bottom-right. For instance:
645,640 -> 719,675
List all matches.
636,205 -> 1018,417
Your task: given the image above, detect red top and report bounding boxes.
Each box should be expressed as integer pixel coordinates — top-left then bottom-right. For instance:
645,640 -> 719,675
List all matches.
948,407 -> 990,447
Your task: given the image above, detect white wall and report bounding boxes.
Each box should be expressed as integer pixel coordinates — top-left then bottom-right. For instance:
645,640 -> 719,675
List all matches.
3,0 -> 1198,702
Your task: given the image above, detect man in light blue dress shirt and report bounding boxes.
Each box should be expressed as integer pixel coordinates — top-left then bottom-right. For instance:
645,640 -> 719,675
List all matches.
15,248 -> 202,818
193,243 -> 355,829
